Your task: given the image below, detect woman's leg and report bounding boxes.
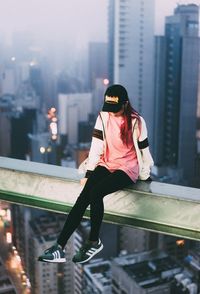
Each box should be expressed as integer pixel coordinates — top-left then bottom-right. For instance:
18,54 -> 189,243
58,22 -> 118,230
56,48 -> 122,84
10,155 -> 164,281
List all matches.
88,170 -> 133,241
57,166 -> 110,248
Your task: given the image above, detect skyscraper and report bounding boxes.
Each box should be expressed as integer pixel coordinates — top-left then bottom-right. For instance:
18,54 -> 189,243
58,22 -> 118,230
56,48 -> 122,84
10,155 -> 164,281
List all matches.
111,251 -> 182,293
88,42 -> 108,91
58,92 -> 92,145
29,213 -> 75,294
109,0 -> 155,145
83,260 -> 111,293
154,4 -> 199,185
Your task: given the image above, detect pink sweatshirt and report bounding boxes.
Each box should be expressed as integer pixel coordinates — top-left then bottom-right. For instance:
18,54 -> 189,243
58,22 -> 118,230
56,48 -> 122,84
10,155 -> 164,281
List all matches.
98,114 -> 139,183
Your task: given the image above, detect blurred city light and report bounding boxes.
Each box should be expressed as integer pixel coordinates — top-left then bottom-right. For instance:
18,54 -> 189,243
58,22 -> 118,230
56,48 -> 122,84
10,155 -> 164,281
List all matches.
29,61 -> 36,67
16,254 -> 21,262
103,78 -> 109,85
50,122 -> 57,135
47,107 -> 58,141
51,134 -> 57,141
46,146 -> 52,152
6,209 -> 11,221
39,147 -> 46,154
176,239 -> 185,246
6,232 -> 12,244
52,117 -> 58,122
0,209 -> 6,217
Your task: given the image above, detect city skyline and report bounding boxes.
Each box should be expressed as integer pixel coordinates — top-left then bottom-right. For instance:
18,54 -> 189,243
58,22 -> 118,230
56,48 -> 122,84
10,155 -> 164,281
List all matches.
0,0 -> 200,48
0,1 -> 200,293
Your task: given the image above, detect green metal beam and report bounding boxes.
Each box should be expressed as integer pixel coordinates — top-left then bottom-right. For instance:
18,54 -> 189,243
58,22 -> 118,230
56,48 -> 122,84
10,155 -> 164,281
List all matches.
0,157 -> 200,241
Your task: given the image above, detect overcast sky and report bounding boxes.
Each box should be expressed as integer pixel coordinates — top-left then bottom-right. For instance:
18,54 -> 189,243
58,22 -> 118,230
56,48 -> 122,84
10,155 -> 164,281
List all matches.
0,0 -> 199,47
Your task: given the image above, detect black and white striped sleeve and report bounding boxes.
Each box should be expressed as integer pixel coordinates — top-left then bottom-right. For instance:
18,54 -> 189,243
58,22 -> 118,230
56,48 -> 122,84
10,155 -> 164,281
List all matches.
138,138 -> 149,149
92,128 -> 103,141
138,117 -> 149,149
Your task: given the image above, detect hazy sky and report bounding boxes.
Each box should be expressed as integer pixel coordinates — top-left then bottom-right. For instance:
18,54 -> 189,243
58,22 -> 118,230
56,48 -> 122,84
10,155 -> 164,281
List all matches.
0,0 -> 200,46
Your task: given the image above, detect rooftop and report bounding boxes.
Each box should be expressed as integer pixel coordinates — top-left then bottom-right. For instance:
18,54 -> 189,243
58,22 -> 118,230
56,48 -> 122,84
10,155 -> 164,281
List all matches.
114,252 -> 182,289
29,213 -> 66,244
84,260 -> 111,288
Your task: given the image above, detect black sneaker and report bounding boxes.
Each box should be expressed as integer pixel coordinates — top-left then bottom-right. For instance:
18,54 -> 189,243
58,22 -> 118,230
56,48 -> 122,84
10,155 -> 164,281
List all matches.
72,239 -> 103,264
38,243 -> 66,263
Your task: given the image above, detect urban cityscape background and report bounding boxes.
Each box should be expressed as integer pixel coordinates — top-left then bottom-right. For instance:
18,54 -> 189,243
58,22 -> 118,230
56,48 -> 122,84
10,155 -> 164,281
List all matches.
0,0 -> 200,293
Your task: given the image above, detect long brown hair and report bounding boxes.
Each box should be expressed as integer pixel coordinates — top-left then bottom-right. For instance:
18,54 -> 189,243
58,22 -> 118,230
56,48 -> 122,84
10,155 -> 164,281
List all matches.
120,101 -> 141,146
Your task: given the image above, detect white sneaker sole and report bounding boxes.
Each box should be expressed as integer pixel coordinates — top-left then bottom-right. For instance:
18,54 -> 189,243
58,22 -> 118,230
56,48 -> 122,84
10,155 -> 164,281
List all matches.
74,243 -> 104,264
41,258 -> 66,263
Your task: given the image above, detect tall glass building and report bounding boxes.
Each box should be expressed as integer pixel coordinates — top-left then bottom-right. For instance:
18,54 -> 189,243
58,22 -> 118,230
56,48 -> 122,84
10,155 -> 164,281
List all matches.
154,4 -> 199,185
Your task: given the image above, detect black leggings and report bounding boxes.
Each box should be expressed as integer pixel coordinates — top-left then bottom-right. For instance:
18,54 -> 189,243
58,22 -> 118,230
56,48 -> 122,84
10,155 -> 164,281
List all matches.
57,165 -> 133,248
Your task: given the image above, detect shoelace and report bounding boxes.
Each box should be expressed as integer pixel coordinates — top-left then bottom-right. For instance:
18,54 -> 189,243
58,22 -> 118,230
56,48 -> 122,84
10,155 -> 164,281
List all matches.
45,245 -> 58,254
80,241 -> 99,254
80,243 -> 94,254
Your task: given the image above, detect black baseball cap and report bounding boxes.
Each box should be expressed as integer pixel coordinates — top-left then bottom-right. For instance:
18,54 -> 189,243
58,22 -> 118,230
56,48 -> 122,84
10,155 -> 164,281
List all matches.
102,84 -> 128,113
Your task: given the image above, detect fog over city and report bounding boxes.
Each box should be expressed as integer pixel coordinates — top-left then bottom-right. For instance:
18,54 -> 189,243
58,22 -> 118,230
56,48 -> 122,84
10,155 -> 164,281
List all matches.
0,0 -> 200,292
0,0 -> 199,48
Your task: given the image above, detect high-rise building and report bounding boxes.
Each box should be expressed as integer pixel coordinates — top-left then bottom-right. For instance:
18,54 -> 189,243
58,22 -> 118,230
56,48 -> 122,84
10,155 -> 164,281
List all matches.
119,227 -> 158,254
28,132 -> 55,163
153,36 -> 166,167
153,4 -> 199,185
111,251 -> 182,294
109,0 -> 155,145
194,132 -> 200,187
88,42 -> 108,90
29,64 -> 43,99
0,96 -> 12,157
83,260 -> 111,293
108,0 -> 115,85
29,213 -> 75,294
108,0 -> 156,254
92,78 -> 109,116
73,220 -> 118,293
58,93 -> 92,145
11,109 -> 36,160
0,56 -> 40,160
0,276 -> 17,294
1,68 -> 17,95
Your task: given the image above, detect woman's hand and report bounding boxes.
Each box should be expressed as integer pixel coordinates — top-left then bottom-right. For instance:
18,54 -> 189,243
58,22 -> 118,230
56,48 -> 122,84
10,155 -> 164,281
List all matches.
80,178 -> 88,186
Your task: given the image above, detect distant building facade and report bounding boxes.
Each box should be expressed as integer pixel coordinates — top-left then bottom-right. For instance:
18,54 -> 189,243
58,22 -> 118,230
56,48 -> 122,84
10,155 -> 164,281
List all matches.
83,260 -> 111,293
88,42 -> 108,90
111,251 -> 182,294
29,213 -> 75,294
153,4 -> 200,185
58,92 -> 92,145
109,0 -> 155,146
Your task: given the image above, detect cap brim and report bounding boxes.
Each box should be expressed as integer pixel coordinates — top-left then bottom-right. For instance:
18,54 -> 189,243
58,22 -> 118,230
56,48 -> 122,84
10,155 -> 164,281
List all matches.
102,103 -> 122,113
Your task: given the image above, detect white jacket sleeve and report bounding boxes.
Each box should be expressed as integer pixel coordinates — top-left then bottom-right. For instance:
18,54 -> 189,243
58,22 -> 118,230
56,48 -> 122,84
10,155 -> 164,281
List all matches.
85,115 -> 104,174
138,117 -> 154,180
